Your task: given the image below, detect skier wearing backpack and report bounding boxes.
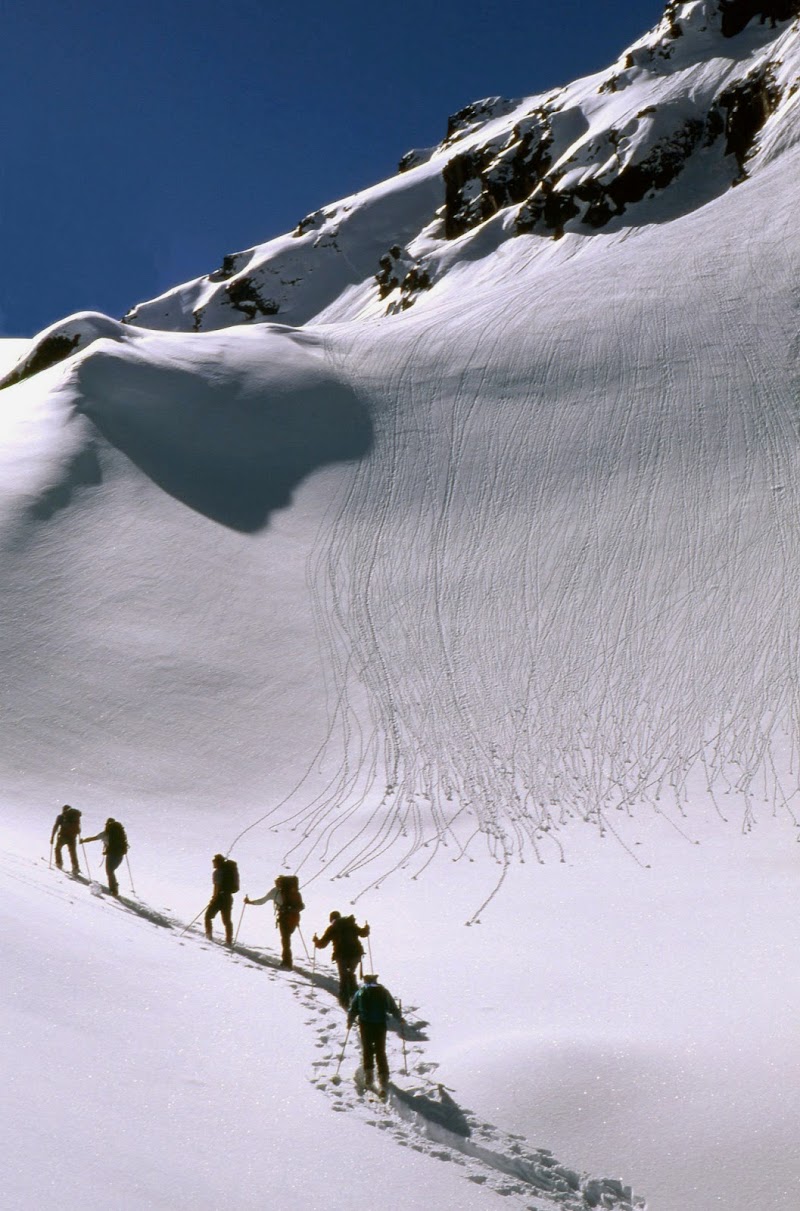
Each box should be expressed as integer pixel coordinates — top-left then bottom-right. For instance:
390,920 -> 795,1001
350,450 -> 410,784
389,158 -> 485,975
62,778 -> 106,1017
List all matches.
348,973 -> 404,1100
82,818 -> 129,896
50,804 -> 82,875
313,911 -> 371,1008
244,874 -> 304,969
204,853 -> 239,944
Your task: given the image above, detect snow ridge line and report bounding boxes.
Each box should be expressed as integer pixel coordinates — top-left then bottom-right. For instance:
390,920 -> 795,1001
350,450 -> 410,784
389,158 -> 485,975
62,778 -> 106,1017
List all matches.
44,862 -> 646,1211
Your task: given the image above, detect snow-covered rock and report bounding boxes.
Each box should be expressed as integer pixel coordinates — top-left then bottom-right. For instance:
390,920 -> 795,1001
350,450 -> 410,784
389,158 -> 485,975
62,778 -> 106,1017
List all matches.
102,1 -> 800,331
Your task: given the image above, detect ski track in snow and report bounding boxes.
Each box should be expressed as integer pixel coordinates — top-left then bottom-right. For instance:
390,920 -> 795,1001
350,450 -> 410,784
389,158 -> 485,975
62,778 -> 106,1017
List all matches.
228,161 -> 800,911
17,850 -> 644,1211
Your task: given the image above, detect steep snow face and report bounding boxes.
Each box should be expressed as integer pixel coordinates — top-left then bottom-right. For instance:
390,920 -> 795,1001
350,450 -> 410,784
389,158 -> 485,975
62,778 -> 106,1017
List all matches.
3,4 -> 800,887
121,169 -> 444,332
5,126 -> 800,892
111,1 -> 800,334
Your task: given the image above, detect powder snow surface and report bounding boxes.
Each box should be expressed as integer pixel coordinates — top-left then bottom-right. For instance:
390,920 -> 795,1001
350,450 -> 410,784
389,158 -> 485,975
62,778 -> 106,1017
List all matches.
3,7 -> 800,1210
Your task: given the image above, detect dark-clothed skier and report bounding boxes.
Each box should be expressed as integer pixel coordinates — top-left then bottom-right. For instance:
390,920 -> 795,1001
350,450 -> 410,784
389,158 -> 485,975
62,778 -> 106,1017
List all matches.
205,853 -> 239,945
83,817 -> 129,896
245,875 -> 304,969
50,805 -> 82,875
348,973 -> 403,1099
313,911 -> 370,1007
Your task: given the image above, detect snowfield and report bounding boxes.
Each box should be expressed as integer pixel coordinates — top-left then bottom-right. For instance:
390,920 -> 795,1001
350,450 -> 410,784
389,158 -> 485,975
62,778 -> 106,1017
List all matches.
3,4 -> 800,1209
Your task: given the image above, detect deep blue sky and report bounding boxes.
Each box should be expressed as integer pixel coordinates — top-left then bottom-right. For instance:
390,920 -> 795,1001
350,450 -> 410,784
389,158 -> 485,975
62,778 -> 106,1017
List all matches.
0,1 -> 665,336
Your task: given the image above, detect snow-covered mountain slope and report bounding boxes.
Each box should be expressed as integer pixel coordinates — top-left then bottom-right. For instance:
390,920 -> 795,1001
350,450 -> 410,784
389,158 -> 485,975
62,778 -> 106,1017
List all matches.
103,1 -> 800,332
3,4 -> 800,1210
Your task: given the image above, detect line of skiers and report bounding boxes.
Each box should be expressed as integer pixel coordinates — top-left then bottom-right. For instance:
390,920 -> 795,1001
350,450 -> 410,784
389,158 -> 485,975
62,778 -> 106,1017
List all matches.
49,805 -> 129,896
207,856 -> 404,1096
49,807 -> 405,1097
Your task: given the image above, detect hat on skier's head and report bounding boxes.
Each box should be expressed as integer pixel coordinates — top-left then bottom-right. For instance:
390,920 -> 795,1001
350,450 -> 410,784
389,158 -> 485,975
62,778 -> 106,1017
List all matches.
213,853 -> 225,865
106,818 -> 115,827
329,911 -> 341,922
363,973 -> 379,983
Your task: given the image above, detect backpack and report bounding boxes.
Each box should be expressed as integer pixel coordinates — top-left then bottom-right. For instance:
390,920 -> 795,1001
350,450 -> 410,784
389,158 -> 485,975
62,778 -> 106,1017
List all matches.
59,807 -> 82,837
275,875 -> 304,926
336,915 -> 364,961
355,982 -> 387,1024
220,859 -> 240,895
106,820 -> 128,854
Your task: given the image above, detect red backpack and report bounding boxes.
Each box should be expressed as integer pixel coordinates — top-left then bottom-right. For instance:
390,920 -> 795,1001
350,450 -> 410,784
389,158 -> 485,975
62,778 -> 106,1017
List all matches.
275,875 -> 304,927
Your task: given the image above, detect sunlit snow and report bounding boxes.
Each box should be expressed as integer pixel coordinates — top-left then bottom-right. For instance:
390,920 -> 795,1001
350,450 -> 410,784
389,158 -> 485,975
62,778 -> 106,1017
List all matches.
3,5 -> 800,1210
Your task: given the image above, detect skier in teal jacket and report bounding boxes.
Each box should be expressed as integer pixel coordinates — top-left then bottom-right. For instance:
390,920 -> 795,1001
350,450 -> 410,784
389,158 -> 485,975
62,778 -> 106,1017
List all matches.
348,973 -> 403,1098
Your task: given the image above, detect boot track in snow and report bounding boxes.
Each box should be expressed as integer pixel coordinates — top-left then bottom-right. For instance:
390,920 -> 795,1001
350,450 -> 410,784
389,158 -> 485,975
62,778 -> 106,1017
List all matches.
43,854 -> 646,1210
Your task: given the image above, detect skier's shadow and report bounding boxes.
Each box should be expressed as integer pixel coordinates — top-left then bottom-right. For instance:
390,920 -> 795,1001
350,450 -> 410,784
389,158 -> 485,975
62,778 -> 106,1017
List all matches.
389,1083 -> 472,1138
232,944 -> 430,1041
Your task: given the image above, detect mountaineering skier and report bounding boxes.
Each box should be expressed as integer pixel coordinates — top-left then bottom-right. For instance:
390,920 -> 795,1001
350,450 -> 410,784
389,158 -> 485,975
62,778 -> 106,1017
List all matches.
82,817 -> 129,896
348,972 -> 404,1100
244,875 -> 304,969
313,911 -> 371,1008
204,853 -> 239,944
50,804 -> 82,874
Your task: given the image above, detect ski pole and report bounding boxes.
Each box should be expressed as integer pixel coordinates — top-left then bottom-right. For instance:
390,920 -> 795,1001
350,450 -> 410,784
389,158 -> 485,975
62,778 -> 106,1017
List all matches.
126,855 -> 136,895
233,901 -> 247,946
48,842 -> 53,870
367,924 -> 374,972
80,841 -> 91,875
398,999 -> 408,1076
296,925 -> 311,961
331,1025 -> 352,1085
180,906 -> 207,937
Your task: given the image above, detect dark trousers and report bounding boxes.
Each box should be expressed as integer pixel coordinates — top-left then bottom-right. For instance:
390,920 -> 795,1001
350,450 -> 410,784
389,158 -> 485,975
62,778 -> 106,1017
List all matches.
278,915 -> 296,967
358,1022 -> 389,1088
337,960 -> 359,1009
205,892 -> 233,942
55,836 -> 79,873
105,851 -> 124,895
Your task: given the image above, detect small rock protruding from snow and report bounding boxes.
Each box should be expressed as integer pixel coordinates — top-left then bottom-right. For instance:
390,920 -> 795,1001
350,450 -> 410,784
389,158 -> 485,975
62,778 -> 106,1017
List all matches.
0,311 -> 133,390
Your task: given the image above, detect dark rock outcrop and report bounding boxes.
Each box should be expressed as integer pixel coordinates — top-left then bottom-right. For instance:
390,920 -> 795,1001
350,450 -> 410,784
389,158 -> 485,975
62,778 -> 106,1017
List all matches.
719,0 -> 800,38
376,245 -> 431,311
440,40 -> 786,245
444,110 -> 554,239
443,97 -> 521,148
224,274 -> 280,321
717,63 -> 783,175
0,333 -> 80,390
207,252 -> 250,283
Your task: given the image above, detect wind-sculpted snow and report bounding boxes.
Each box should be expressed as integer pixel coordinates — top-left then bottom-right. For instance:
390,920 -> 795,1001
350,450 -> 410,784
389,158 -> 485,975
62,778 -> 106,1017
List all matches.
67,326 -> 372,533
0,311 -> 134,390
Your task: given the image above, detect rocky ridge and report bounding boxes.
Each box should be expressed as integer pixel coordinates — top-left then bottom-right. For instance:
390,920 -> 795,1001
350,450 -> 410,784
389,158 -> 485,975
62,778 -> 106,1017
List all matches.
6,2 -> 800,380
94,4 -> 800,332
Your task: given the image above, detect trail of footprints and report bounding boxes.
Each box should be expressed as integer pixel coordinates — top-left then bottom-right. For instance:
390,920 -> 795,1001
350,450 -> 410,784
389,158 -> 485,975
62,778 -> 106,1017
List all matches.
48,858 -> 645,1211
282,964 -> 644,1211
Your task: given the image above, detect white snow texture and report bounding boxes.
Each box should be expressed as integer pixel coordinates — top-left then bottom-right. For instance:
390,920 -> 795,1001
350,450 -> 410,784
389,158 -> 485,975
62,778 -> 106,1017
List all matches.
3,5 -> 800,1210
